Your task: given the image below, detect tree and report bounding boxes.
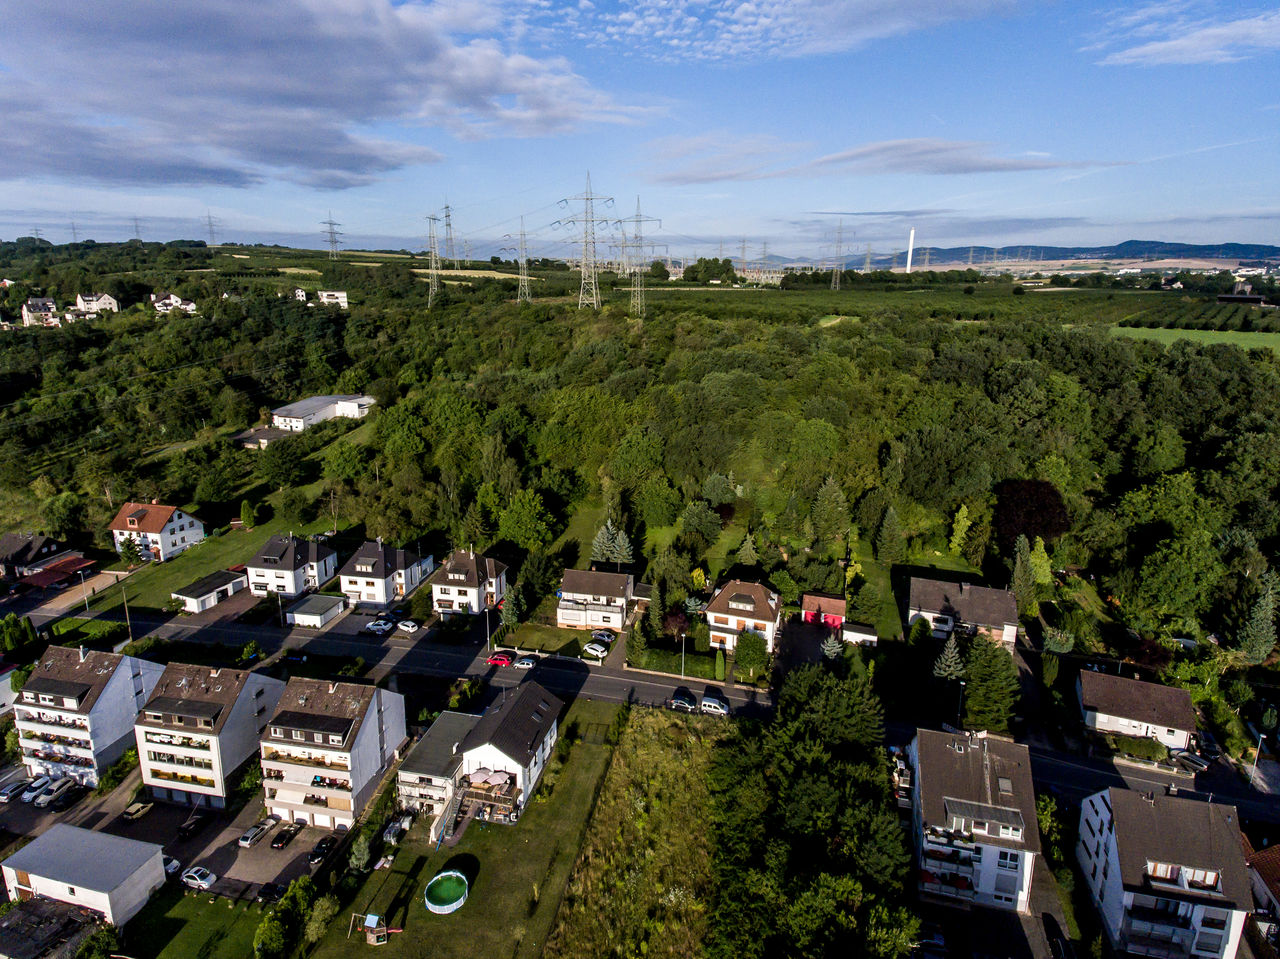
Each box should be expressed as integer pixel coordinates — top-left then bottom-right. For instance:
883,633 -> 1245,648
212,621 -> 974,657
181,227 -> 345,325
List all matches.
1042,652 -> 1060,689
304,895 -> 341,945
41,492 -> 83,537
771,570 -> 800,606
253,913 -> 287,959
239,639 -> 262,664
501,589 -> 522,628
278,488 -> 308,527
118,535 -> 143,567
1043,627 -> 1074,654
240,498 -> 256,529
256,439 -> 305,489
1238,570 -> 1279,666
992,479 -> 1069,555
932,636 -> 965,681
323,440 -> 364,482
963,638 -> 1020,732
1264,706 -> 1278,732
1029,536 -> 1053,586
715,650 -> 725,681
702,473 -> 736,507
874,506 -> 904,565
348,832 -> 372,872
1012,535 -> 1037,617
948,504 -> 971,555
648,259 -> 669,280
736,531 -> 759,567
591,521 -> 615,564
498,489 -> 553,550
680,499 -> 722,546
821,635 -> 842,660
736,630 -> 768,680
73,928 -> 121,959
811,477 -> 851,544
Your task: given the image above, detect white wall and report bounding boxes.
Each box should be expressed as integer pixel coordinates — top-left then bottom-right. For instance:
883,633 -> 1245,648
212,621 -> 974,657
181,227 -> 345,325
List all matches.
1077,791 -> 1126,945
1085,711 -> 1191,751
707,613 -> 779,653
347,689 -> 406,823
2,852 -> 164,926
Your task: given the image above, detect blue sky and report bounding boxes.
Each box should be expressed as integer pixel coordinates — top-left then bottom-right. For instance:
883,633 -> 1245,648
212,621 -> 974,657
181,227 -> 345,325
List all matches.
0,0 -> 1276,259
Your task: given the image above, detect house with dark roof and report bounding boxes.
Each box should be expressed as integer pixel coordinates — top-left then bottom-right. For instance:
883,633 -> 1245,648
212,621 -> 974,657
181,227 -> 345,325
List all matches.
396,711 -> 483,840
704,579 -> 781,653
14,647 -> 164,786
908,577 -> 1018,649
0,532 -> 76,580
260,678 -> 406,829
908,728 -> 1041,914
109,502 -> 205,562
245,534 -> 337,598
1078,787 -> 1249,958
454,681 -> 562,818
150,292 -> 197,315
427,549 -> 508,616
75,293 -> 118,314
20,298 -> 56,326
135,663 -> 284,808
556,568 -> 633,630
338,539 -> 434,606
0,897 -> 101,959
169,568 -> 248,614
1244,834 -> 1280,920
1077,671 -> 1197,751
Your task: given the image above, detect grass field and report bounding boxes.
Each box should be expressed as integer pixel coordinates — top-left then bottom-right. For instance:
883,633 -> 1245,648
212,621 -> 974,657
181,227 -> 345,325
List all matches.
507,623 -> 585,657
551,498 -> 606,570
1112,325 -> 1280,353
311,698 -> 620,959
125,885 -> 267,959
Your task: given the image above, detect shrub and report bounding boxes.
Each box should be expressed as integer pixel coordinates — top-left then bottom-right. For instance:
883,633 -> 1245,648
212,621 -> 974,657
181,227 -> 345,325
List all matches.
95,748 -> 138,795
1108,734 -> 1167,763
714,650 -> 725,682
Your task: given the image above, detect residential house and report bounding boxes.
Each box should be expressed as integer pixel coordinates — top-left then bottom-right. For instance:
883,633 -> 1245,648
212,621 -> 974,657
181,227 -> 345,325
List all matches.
260,678 -> 406,829
20,298 -> 56,326
169,569 -> 248,614
1077,787 -> 1249,959
135,663 -> 284,808
1077,671 -> 1197,751
15,646 -> 164,786
338,540 -> 434,607
396,711 -> 482,841
908,577 -> 1019,649
842,621 -> 878,646
109,501 -> 205,562
74,293 -> 118,313
230,425 -> 291,449
270,394 -> 375,432
1,824 -> 165,926
149,292 -> 197,314
908,728 -> 1041,913
286,594 -> 346,629
1244,835 -> 1280,919
315,291 -> 349,308
427,549 -> 508,616
245,534 -> 337,598
704,580 -> 782,653
556,568 -> 633,630
801,593 -> 845,629
294,288 -> 308,301
0,532 -> 75,580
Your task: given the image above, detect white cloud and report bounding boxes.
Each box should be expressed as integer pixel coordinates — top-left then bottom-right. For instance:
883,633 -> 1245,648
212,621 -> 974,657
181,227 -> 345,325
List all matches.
1096,5 -> 1280,65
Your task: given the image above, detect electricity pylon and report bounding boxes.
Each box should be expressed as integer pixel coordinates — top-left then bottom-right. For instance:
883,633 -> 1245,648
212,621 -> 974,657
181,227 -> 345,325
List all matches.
614,198 -> 660,318
133,217 -> 142,241
831,220 -> 843,290
555,173 -> 613,310
205,212 -> 217,247
501,216 -> 533,305
443,205 -> 456,268
321,212 -> 342,260
425,214 -> 442,309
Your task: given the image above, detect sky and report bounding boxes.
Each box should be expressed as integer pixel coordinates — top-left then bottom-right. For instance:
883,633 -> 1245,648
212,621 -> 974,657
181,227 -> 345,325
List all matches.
1,0 -> 1277,260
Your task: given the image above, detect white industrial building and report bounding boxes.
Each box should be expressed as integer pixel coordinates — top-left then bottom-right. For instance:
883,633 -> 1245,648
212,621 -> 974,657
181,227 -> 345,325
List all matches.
270,394 -> 375,432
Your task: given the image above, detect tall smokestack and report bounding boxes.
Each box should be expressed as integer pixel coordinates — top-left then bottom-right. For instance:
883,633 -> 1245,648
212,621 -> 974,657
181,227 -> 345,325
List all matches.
906,229 -> 916,273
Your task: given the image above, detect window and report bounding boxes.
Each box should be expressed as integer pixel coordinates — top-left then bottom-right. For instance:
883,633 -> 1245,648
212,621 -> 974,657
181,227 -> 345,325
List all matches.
329,735 -> 343,745
270,726 -> 282,738
314,733 -> 323,743
1166,728 -> 1176,736
999,825 -> 1022,840
293,730 -> 305,740
145,711 -> 163,722
67,886 -> 76,896
1148,862 -> 1180,883
971,820 -> 988,835
997,850 -> 1019,871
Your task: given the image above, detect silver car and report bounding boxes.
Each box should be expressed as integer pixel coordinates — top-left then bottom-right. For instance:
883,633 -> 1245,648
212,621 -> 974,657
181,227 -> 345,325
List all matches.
20,776 -> 52,803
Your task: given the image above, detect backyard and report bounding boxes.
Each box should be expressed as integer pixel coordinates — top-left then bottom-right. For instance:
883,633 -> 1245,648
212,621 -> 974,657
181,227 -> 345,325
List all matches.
506,623 -> 585,658
124,885 -> 266,959
310,698 -> 621,959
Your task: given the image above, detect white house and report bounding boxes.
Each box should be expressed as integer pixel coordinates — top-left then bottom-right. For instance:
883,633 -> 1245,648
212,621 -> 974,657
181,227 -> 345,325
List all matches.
294,288 -> 308,301
909,728 -> 1041,914
15,646 -> 164,786
453,682 -> 561,820
260,678 -> 406,829
338,540 -> 434,606
150,292 -> 197,314
315,290 -> 349,308
286,593 -> 346,629
1078,787 -> 1249,959
841,621 -> 878,646
703,580 -> 782,653
1077,671 -> 1197,751
397,711 -> 484,841
908,577 -> 1019,649
75,293 -> 119,313
136,663 -> 284,808
556,568 -> 633,630
170,568 -> 248,614
246,534 -> 337,598
1,824 -> 165,926
109,501 -> 205,562
270,394 -> 376,432
427,549 -> 508,616
20,298 -> 56,326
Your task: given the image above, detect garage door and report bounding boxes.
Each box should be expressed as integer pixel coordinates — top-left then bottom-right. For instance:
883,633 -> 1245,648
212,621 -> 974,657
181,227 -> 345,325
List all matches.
313,814 -> 332,829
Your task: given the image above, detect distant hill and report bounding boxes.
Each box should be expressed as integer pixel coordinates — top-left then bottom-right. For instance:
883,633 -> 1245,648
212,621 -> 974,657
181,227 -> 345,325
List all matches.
812,239 -> 1280,270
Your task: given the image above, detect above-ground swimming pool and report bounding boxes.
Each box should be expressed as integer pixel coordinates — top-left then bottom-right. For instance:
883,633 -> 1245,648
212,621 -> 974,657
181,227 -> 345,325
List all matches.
424,870 -> 469,914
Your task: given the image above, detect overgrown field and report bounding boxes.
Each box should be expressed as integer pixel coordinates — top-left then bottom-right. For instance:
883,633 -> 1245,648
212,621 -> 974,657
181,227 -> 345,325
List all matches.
543,708 -> 729,959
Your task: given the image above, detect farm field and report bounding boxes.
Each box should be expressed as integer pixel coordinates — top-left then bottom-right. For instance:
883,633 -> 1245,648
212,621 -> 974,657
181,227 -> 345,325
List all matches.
1112,325 -> 1280,353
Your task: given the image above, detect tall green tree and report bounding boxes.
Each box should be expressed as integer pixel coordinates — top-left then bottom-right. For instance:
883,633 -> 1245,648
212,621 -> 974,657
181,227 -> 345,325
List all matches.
1029,536 -> 1053,586
932,636 -> 965,681
963,638 -> 1020,732
498,489 -> 553,550
1012,534 -> 1037,617
811,477 -> 851,544
736,630 -> 768,680
1239,570 -> 1279,666
240,498 -> 256,529
736,531 -> 760,567
874,506 -> 904,566
948,504 -> 971,555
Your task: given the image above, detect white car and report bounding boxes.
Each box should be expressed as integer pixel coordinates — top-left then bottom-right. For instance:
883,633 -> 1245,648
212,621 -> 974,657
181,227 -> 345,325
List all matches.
396,620 -> 420,633
590,629 -> 616,644
581,642 -> 608,660
513,655 -> 538,670
699,696 -> 730,717
181,866 -> 217,890
20,776 -> 52,803
34,777 -> 74,808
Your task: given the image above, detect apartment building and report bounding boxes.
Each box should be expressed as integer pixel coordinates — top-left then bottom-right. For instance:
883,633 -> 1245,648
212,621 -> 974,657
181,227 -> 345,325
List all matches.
555,568 -> 633,630
245,534 -> 337,598
15,647 -> 163,786
260,678 -> 406,830
135,664 -> 285,808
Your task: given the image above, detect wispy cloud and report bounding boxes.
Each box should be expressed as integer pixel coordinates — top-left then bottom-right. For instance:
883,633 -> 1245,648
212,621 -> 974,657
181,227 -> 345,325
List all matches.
1095,5 -> 1280,65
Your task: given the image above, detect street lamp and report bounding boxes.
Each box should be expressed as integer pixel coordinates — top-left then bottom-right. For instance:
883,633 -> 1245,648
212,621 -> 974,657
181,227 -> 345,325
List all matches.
1250,729 -> 1265,788
680,632 -> 686,679
78,570 -> 89,615
956,680 -> 966,728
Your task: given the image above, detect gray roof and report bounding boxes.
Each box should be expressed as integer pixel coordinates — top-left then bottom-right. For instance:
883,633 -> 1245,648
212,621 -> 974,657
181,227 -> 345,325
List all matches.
560,568 -> 631,599
1078,671 -> 1197,733
338,540 -> 421,581
23,647 -> 125,715
272,395 -> 365,419
138,663 -> 257,734
1105,788 -> 1251,909
400,711 -> 483,779
3,824 -> 161,892
264,677 -> 375,750
288,593 -> 345,617
909,578 -> 1017,628
0,533 -> 62,568
171,568 -> 246,600
248,534 -> 335,572
427,549 -> 507,591
461,682 -> 562,766
914,728 -> 1041,854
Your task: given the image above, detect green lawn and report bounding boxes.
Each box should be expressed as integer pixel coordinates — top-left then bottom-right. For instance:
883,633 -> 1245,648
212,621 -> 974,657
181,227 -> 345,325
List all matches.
124,885 -> 267,959
630,644 -> 718,680
311,698 -> 620,959
551,498 -> 606,569
1112,325 -> 1280,353
507,623 -> 584,657
705,521 -> 744,581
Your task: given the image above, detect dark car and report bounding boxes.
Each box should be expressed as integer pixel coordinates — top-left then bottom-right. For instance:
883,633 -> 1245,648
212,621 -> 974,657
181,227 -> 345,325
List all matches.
666,692 -> 697,713
50,783 -> 87,812
308,836 -> 337,865
256,882 -> 285,903
271,823 -> 302,849
177,810 -> 212,840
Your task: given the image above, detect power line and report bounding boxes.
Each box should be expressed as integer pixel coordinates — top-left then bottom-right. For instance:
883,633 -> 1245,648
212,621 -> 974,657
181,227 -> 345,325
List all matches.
321,212 -> 342,260
70,221 -> 79,244
555,173 -> 614,310
614,197 -> 660,319
425,213 -> 442,309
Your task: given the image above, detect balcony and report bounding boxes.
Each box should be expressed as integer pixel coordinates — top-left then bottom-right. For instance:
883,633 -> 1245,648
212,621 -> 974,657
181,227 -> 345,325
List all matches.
262,750 -> 349,771
147,753 -> 214,772
150,769 -> 216,789
1122,930 -> 1191,959
15,713 -> 89,735
266,788 -> 352,812
924,826 -> 977,851
918,873 -> 976,901
1128,906 -> 1193,931
142,732 -> 211,751
22,748 -> 93,768
923,848 -> 975,875
18,732 -> 93,753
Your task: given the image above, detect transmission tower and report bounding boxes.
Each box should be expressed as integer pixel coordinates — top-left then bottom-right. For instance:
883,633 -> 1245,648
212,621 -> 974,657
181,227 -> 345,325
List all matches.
502,216 -> 534,305
740,237 -> 748,275
133,217 -> 142,241
425,214 -> 442,309
614,197 -> 660,318
555,173 -> 614,310
864,246 -> 872,272
70,221 -> 78,243
31,228 -> 42,242
831,220 -> 843,290
443,204 -> 456,268
205,212 -> 217,247
321,212 -> 342,260
463,240 -> 471,267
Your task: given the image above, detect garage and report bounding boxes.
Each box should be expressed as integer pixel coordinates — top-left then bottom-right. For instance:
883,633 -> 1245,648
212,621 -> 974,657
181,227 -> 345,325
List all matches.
285,594 -> 346,629
171,569 -> 249,614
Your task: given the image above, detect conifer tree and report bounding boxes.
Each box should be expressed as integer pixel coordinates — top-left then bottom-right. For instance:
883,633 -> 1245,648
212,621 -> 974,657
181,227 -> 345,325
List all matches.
948,504 -> 971,555
1030,536 -> 1053,586
811,476 -> 851,544
1240,571 -> 1279,666
736,531 -> 759,567
875,505 -> 904,565
933,635 -> 965,681
1012,534 -> 1037,617
963,638 -> 1020,732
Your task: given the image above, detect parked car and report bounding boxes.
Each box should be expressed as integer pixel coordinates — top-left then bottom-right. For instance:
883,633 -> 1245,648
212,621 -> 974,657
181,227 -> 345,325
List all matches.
123,801 -> 154,821
486,651 -> 514,667
177,810 -> 211,839
1172,749 -> 1210,773
362,618 -> 395,636
0,779 -> 32,803
699,696 -> 730,717
581,642 -> 607,660
34,777 -> 74,808
181,866 -> 217,890
20,776 -> 51,803
256,881 -> 285,903
590,629 -> 616,644
666,692 -> 697,713
238,819 -> 274,848
50,783 -> 87,812
308,836 -> 337,865
396,620 -> 420,633
162,855 -> 182,877
1196,730 -> 1222,761
513,655 -> 538,670
271,823 -> 302,849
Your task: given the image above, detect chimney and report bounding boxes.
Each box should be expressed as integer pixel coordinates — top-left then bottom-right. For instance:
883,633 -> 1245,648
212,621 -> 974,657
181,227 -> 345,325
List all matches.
151,497 -> 158,505
79,645 -> 87,662
329,682 -> 338,694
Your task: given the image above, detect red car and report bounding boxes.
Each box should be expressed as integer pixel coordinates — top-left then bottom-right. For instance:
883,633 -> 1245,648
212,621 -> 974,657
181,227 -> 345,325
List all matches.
486,651 -> 514,666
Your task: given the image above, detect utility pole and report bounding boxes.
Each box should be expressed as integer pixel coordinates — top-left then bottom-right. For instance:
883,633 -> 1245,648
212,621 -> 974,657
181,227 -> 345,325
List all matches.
555,173 -> 613,310
321,212 -> 342,260
425,214 -> 442,309
614,197 -> 660,319
501,216 -> 534,305
31,228 -> 42,242
442,204 -> 456,269
831,220 -> 843,291
121,585 -> 133,642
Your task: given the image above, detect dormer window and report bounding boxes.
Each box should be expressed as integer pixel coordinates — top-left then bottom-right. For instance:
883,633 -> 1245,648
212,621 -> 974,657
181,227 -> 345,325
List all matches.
128,518 -> 138,528
145,711 -> 163,722
1148,861 -> 1181,883
998,825 -> 1022,839
329,734 -> 343,745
